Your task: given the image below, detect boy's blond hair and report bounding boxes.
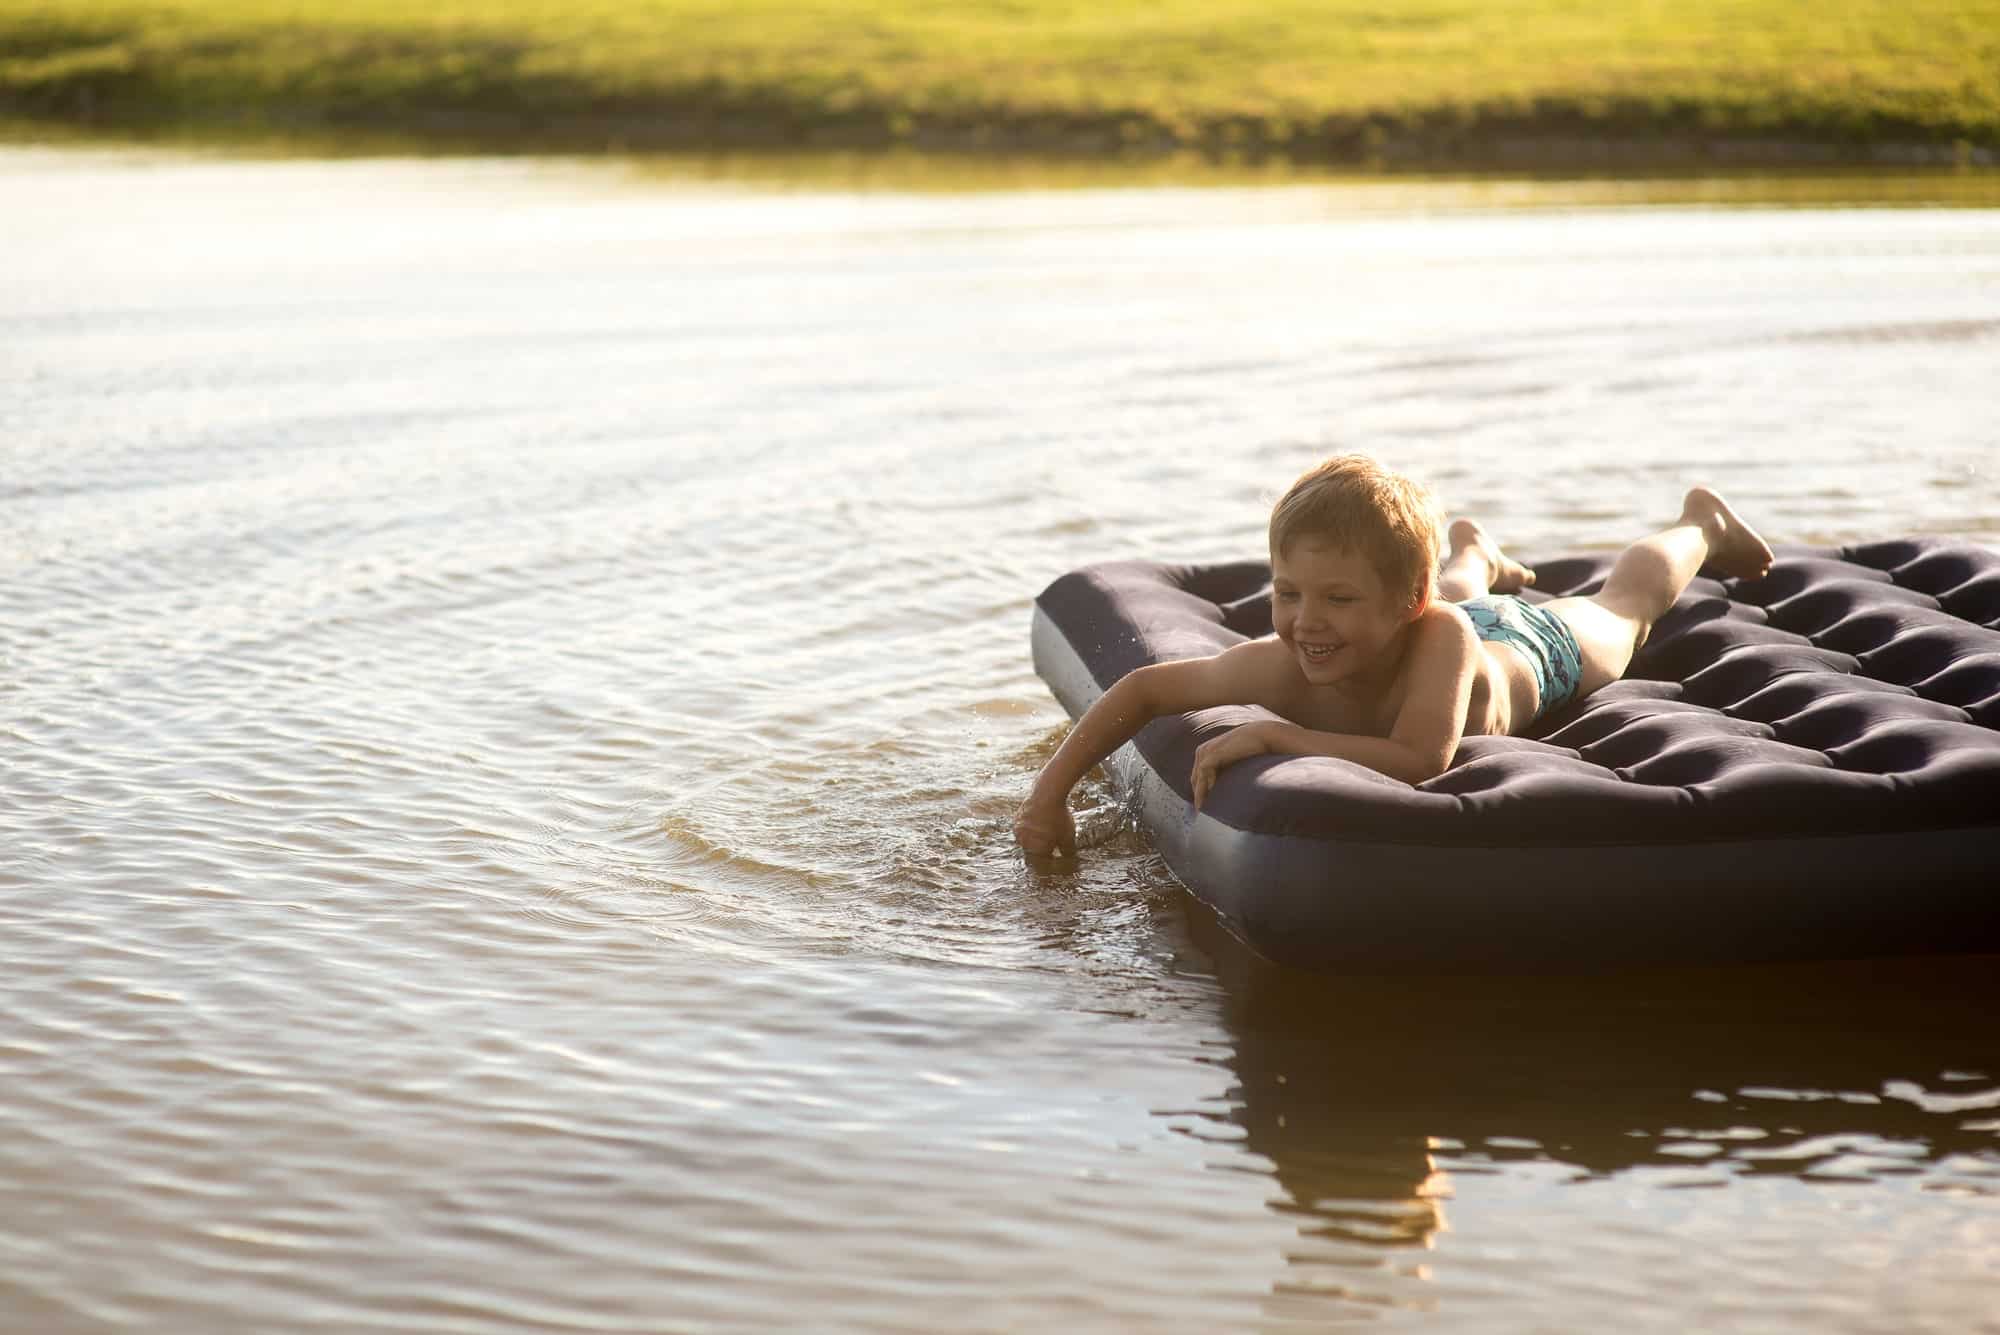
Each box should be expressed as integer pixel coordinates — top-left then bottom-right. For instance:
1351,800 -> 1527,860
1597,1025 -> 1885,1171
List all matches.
1268,454 -> 1444,608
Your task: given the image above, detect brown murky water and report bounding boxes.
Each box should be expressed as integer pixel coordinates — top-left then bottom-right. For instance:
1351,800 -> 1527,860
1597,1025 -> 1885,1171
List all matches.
3,146 -> 1997,1331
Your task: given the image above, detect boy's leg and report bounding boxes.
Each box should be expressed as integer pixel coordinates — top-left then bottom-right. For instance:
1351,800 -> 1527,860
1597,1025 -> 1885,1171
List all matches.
1439,519 -> 1536,602
1543,487 -> 1773,694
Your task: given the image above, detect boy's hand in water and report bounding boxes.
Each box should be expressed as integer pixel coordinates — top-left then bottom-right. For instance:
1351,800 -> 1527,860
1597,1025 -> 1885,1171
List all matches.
1012,799 -> 1077,860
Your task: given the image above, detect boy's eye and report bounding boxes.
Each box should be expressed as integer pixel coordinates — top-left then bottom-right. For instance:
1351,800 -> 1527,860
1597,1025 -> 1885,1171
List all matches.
1274,591 -> 1299,602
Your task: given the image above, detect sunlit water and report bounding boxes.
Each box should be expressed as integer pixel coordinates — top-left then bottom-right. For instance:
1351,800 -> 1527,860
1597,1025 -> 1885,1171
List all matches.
3,145 -> 1997,1332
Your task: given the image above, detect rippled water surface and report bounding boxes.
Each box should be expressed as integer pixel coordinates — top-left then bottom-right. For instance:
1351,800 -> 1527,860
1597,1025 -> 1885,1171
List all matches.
4,146 -> 1998,1331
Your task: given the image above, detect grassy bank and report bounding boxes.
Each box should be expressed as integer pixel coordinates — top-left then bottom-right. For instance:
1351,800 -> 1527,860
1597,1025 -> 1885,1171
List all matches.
5,0 -> 1998,166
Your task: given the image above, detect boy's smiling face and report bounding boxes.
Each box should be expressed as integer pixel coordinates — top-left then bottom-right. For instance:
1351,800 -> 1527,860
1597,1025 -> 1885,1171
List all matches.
1270,538 -> 1424,690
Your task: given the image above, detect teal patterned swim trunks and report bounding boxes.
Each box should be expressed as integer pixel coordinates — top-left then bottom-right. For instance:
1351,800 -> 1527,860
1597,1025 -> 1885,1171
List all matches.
1460,595 -> 1584,721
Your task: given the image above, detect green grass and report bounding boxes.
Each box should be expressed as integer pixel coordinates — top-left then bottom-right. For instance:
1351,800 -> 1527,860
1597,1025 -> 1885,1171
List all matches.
4,0 -> 1998,164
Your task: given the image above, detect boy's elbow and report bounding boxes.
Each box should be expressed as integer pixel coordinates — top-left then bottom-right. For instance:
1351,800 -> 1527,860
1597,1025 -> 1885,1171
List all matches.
1402,757 -> 1447,786
1402,740 -> 1457,785
1118,663 -> 1172,717
1099,673 -> 1141,726
1083,669 -> 1159,740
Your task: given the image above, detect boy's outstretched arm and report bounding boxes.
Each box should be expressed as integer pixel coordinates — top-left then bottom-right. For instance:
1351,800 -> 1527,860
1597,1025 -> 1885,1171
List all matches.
1014,643 -> 1272,858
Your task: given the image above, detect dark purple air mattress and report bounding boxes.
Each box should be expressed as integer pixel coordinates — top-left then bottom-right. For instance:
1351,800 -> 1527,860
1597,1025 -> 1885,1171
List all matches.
1031,538 -> 2000,970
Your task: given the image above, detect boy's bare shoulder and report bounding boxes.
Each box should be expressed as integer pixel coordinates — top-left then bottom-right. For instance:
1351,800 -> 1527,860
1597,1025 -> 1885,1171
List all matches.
1135,636 -> 1297,715
1213,631 -> 1295,669
1168,635 -> 1296,703
1417,599 -> 1476,637
1203,635 -> 1303,704
1407,601 -> 1480,669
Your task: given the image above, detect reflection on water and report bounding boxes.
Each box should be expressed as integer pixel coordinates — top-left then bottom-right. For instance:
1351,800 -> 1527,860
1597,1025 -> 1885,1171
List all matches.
3,143 -> 1997,1331
1191,908 -> 1999,1318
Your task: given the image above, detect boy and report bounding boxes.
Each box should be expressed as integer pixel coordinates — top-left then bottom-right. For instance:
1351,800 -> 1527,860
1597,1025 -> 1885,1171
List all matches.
1013,454 -> 1774,858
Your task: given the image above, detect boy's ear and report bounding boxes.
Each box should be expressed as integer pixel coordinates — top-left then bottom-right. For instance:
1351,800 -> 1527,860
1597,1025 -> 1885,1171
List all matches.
1407,583 -> 1433,620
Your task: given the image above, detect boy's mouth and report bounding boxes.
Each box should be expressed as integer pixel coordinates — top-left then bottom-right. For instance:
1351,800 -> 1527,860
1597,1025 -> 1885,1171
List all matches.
1296,640 -> 1342,663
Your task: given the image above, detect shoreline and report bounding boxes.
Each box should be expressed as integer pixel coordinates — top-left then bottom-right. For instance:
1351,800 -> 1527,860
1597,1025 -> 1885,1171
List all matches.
7,103 -> 1997,175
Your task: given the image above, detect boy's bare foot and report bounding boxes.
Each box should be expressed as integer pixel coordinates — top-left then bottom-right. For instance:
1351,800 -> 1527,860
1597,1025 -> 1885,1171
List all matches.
1447,519 -> 1536,594
1680,487 -> 1774,580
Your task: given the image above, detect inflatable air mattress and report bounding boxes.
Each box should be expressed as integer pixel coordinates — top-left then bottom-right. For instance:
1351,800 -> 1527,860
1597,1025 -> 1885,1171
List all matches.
1031,538 -> 2000,970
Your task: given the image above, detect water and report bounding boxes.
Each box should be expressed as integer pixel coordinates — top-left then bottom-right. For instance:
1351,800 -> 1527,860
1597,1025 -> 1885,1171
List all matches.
3,144 -> 1997,1331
